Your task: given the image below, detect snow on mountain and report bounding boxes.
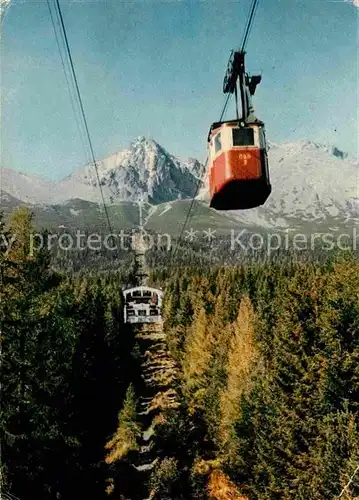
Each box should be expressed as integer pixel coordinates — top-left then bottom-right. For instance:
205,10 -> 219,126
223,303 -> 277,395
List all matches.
181,157 -> 206,180
64,136 -> 200,204
1,168 -> 57,205
2,137 -> 358,230
257,140 -> 358,228
1,137 -> 201,206
199,140 -> 358,229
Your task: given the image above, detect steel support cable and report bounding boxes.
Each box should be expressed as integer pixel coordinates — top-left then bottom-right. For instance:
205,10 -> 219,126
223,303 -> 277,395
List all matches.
46,0 -> 91,171
47,0 -> 94,237
53,0 -> 116,246
240,0 -> 255,48
240,0 -> 259,52
171,90 -> 231,262
172,0 -> 261,264
219,92 -> 231,122
171,157 -> 208,261
48,0 -> 103,212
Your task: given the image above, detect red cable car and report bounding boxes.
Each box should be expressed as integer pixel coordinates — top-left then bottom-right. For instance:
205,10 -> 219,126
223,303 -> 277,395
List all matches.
208,119 -> 270,210
208,50 -> 271,210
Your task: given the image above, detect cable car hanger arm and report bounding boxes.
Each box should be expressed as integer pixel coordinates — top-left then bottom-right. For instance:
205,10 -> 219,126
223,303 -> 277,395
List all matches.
223,50 -> 261,124
221,0 -> 261,124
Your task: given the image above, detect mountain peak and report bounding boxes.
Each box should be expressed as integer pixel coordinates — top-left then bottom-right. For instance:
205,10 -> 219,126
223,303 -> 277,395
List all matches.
133,135 -> 149,145
2,138 -> 357,230
131,135 -> 158,150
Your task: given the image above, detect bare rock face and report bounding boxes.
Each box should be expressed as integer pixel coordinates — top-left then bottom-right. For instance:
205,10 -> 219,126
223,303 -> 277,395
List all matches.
2,138 -> 358,231
2,136 -> 203,206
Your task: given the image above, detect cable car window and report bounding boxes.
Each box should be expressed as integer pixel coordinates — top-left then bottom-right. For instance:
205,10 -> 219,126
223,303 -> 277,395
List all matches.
138,310 -> 147,316
127,310 -> 135,316
132,290 -> 142,297
214,133 -> 222,153
232,128 -> 255,146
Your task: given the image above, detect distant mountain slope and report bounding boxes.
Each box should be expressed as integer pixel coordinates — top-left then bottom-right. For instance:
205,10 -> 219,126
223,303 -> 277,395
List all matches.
1,169 -> 58,206
0,190 -> 29,213
2,137 -> 204,205
257,141 -> 358,227
200,140 -> 358,230
0,195 -> 239,237
2,137 -> 358,232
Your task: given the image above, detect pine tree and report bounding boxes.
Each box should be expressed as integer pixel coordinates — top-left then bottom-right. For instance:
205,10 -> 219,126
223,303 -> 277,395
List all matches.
183,307 -> 212,410
105,384 -> 141,464
219,296 -> 260,460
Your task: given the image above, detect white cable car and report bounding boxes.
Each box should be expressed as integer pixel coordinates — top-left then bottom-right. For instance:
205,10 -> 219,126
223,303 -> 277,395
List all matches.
123,286 -> 164,324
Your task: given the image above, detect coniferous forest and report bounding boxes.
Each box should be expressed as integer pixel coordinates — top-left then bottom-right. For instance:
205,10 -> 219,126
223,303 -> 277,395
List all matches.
1,207 -> 359,499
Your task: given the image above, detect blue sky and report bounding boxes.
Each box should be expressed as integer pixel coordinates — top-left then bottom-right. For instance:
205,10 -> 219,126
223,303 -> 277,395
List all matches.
2,0 -> 358,179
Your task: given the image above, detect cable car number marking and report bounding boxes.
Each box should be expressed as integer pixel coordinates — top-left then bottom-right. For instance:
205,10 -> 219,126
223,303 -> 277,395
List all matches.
237,152 -> 251,165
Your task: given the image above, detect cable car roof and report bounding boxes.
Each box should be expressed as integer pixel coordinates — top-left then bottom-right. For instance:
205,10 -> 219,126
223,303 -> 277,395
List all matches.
123,286 -> 164,296
208,118 -> 265,141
